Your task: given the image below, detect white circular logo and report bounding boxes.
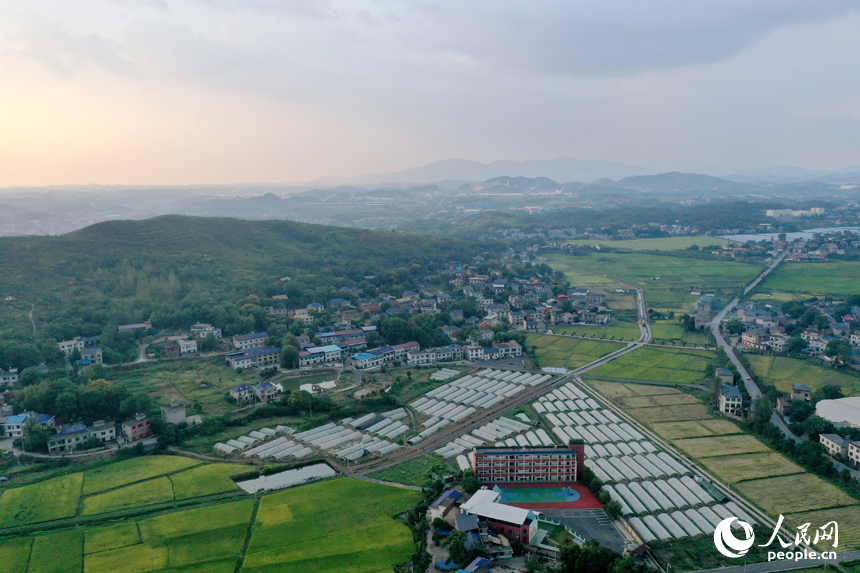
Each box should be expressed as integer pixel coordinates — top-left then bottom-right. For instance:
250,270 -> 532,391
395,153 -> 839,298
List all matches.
714,517 -> 755,558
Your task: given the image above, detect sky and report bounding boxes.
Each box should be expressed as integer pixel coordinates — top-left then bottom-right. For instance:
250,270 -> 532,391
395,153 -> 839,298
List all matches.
2,1 -> 860,186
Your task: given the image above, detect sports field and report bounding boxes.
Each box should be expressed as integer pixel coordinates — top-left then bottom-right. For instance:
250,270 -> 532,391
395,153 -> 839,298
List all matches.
527,334 -> 624,370
554,322 -> 641,341
498,486 -> 581,504
735,474 -> 858,515
242,478 -> 420,573
566,236 -> 732,251
588,346 -> 716,384
746,355 -> 860,395
760,261 -> 860,296
699,452 -> 805,483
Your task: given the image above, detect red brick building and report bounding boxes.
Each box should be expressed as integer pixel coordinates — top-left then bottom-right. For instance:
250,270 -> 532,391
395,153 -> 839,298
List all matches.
121,413 -> 152,442
472,444 -> 585,483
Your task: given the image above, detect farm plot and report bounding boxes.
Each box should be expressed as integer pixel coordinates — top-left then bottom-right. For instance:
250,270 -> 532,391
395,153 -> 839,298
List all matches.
367,454 -> 455,487
623,404 -> 711,424
554,322 -> 641,341
746,355 -> 860,396
83,455 -> 201,495
760,261 -> 860,296
243,478 -> 420,573
650,419 -> 742,440
0,538 -> 31,573
29,530 -> 83,573
527,334 -> 624,370
0,472 -> 83,526
649,321 -> 712,346
85,522 -> 142,554
735,474 -> 858,515
565,236 -> 732,251
616,393 -> 699,409
170,462 -> 247,500
588,346 -> 716,385
673,435 -> 770,458
787,506 -> 860,550
699,452 -> 805,483
82,476 -> 175,515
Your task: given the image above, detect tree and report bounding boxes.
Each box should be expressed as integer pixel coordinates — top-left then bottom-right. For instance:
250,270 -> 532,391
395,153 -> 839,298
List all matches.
198,333 -> 218,352
725,319 -> 744,335
750,395 -> 773,431
789,400 -> 815,424
786,336 -> 808,354
825,339 -> 852,364
22,418 -> 52,453
76,434 -> 102,451
280,346 -> 299,369
461,469 -> 479,494
605,500 -> 623,519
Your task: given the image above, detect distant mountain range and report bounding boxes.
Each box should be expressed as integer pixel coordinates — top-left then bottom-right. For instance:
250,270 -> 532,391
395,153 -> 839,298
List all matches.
309,157 -> 655,186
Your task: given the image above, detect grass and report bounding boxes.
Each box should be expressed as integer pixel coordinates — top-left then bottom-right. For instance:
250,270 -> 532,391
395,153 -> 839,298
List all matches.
568,236 -> 733,251
368,454 -> 456,487
735,474 -> 858,515
750,292 -> 814,303
82,476 -> 175,516
181,415 -> 306,453
170,463 -> 248,500
673,435 -> 771,458
0,537 -> 32,573
29,530 -> 83,573
650,419 -> 742,440
699,452 -> 805,483
554,322 -> 641,341
243,478 -> 420,573
85,522 -> 142,555
548,252 -> 762,312
588,346 -> 716,384
787,506 -> 860,550
83,455 -> 201,495
745,355 -> 860,396
0,473 -> 83,526
527,334 -> 625,370
760,261 -> 860,296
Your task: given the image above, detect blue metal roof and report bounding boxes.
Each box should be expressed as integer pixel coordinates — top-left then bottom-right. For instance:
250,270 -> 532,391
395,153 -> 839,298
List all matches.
231,384 -> 252,392
4,414 -> 29,424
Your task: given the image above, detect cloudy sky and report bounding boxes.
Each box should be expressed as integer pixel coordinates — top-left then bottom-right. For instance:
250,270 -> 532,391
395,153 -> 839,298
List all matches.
2,1 -> 859,186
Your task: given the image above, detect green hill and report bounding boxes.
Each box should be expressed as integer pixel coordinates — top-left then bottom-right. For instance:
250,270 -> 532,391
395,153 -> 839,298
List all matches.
0,215 -> 481,368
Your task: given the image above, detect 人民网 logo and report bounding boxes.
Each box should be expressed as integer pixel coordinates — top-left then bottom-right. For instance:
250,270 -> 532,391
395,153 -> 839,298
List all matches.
714,517 -> 756,558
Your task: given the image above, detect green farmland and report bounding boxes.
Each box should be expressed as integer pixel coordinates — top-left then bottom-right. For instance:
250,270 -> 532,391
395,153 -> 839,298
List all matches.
0,455 -> 421,573
548,252 -> 761,312
746,355 -> 860,395
527,334 -> 625,370
554,322 -> 641,341
568,236 -> 732,251
649,320 -> 713,347
759,261 -> 860,296
587,346 -> 716,384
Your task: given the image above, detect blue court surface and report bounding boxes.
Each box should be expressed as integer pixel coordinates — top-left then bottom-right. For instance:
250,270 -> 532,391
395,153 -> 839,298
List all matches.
495,486 -> 582,504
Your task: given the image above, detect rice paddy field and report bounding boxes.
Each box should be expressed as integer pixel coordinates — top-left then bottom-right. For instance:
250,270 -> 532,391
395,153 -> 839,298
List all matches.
548,252 -> 762,312
735,474 -> 858,515
566,236 -> 733,251
242,478 -> 420,573
0,474 -> 421,573
588,346 -> 717,384
760,261 -> 860,296
649,321 -> 713,347
649,419 -> 742,440
672,434 -> 771,458
83,455 -> 202,495
615,393 -> 700,409
527,334 -> 625,370
745,355 -> 860,395
589,379 -> 860,548
0,473 -> 83,526
698,452 -> 805,483
554,322 -> 641,341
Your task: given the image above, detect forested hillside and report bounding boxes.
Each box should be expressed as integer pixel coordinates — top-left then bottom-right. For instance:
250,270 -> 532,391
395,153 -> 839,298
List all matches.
0,215 -> 484,369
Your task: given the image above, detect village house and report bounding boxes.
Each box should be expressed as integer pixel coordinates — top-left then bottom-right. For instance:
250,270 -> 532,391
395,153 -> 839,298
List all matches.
848,441 -> 860,468
715,368 -> 734,385
3,412 -> 55,438
492,341 -> 522,358
117,321 -> 152,332
80,347 -> 104,364
121,413 -> 152,442
226,346 -> 281,370
160,401 -> 187,424
233,332 -> 269,350
0,368 -> 19,386
47,420 -> 117,455
792,383 -> 812,402
819,434 -> 849,460
719,385 -> 742,416
230,384 -> 254,402
57,335 -> 101,355
190,323 -> 221,338
252,381 -> 281,403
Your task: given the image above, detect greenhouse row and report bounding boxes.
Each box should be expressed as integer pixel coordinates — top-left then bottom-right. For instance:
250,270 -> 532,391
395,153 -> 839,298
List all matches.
214,425 -> 297,455
628,501 -> 757,542
433,415 -> 533,459
602,475 -> 719,518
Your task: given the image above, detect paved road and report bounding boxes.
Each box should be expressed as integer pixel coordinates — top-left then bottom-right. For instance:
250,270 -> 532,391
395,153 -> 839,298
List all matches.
709,251 -> 789,401
689,550 -> 860,573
